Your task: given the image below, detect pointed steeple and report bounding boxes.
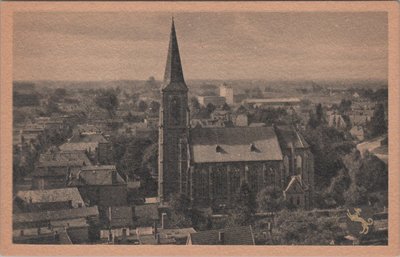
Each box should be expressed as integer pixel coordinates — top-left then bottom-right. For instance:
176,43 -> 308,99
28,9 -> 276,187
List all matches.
162,18 -> 187,91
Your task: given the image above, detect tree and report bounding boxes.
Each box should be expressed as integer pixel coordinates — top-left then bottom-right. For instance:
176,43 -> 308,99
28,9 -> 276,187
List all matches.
316,103 -> 325,125
206,103 -> 216,114
338,99 -> 352,114
256,186 -> 285,213
273,210 -> 345,245
137,100 -> 148,112
368,103 -> 387,138
189,97 -> 201,116
221,103 -> 231,111
95,89 -> 119,117
149,101 -> 160,114
226,183 -> 256,227
167,194 -> 192,228
145,76 -> 158,90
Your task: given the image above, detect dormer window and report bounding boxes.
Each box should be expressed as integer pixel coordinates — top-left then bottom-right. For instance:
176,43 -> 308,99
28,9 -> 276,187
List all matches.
250,143 -> 257,152
216,145 -> 223,153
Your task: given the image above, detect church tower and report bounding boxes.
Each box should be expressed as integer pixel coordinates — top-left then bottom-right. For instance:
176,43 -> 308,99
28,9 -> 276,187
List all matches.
158,19 -> 190,203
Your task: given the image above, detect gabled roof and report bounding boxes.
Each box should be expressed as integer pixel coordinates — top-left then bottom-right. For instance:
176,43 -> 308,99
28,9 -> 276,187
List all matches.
72,166 -> 126,186
275,125 -> 309,149
284,175 -> 305,194
190,127 -> 282,163
16,188 -> 84,204
188,226 -> 255,245
162,19 -> 187,92
159,227 -> 196,240
37,150 -> 92,168
13,206 -> 99,224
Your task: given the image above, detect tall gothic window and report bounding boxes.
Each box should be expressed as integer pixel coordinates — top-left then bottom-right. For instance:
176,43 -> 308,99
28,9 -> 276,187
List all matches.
170,96 -> 181,125
283,156 -> 290,177
296,155 -> 302,174
213,166 -> 227,198
264,167 -> 275,186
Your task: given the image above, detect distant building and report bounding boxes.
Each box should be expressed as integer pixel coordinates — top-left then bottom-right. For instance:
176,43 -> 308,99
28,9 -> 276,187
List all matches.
356,136 -> 388,164
187,225 -> 255,245
219,83 -> 234,105
234,113 -> 249,127
242,98 -> 301,110
197,96 -> 226,107
328,114 -> 347,129
59,133 -> 112,164
75,124 -> 102,135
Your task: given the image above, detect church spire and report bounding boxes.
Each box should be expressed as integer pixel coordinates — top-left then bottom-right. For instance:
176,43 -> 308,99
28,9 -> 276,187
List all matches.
162,18 -> 187,90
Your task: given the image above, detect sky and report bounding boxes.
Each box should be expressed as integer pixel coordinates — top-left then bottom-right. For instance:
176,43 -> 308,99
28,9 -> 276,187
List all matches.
13,12 -> 387,81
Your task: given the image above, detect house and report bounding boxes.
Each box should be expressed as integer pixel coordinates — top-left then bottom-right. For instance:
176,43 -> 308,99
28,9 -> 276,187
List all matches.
157,227 -> 196,245
350,126 -> 365,141
328,114 -> 347,129
100,206 -> 134,243
210,110 -> 231,122
67,165 -> 128,208
74,124 -> 102,135
14,188 -> 85,212
134,226 -> 196,245
13,206 -> 99,244
234,113 -> 249,127
32,149 -> 92,189
219,83 -> 234,105
186,225 -> 255,245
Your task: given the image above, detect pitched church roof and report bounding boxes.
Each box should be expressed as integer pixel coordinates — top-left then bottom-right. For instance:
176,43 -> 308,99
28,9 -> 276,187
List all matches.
162,18 -> 187,92
275,125 -> 309,149
190,127 -> 283,163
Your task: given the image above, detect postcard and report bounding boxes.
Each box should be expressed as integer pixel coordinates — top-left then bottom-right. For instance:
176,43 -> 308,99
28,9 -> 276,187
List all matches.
0,1 -> 399,256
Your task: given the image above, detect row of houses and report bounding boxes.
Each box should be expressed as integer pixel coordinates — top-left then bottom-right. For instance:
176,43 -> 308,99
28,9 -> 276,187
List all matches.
13,187 -> 255,245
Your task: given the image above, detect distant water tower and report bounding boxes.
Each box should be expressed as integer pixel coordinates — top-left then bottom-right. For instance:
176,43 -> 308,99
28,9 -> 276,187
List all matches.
219,83 -> 234,105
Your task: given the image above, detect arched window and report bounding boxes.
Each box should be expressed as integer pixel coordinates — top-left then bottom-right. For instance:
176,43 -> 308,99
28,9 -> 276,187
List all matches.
283,156 -> 290,177
296,155 -> 302,174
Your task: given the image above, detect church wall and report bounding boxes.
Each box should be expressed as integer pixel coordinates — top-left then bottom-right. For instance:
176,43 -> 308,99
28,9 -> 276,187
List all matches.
190,161 -> 283,208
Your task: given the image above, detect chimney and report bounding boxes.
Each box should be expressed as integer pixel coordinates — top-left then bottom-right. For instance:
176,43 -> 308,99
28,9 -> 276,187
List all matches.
108,206 -> 112,226
156,233 -> 160,245
218,231 -> 225,244
153,221 -> 157,239
161,213 -> 167,229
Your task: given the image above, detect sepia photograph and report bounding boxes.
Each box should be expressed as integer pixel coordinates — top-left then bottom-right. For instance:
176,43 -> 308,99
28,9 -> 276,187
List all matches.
0,1 -> 399,256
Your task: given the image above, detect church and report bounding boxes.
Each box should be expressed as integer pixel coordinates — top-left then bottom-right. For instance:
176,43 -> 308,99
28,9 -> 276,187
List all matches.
158,20 -> 314,210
